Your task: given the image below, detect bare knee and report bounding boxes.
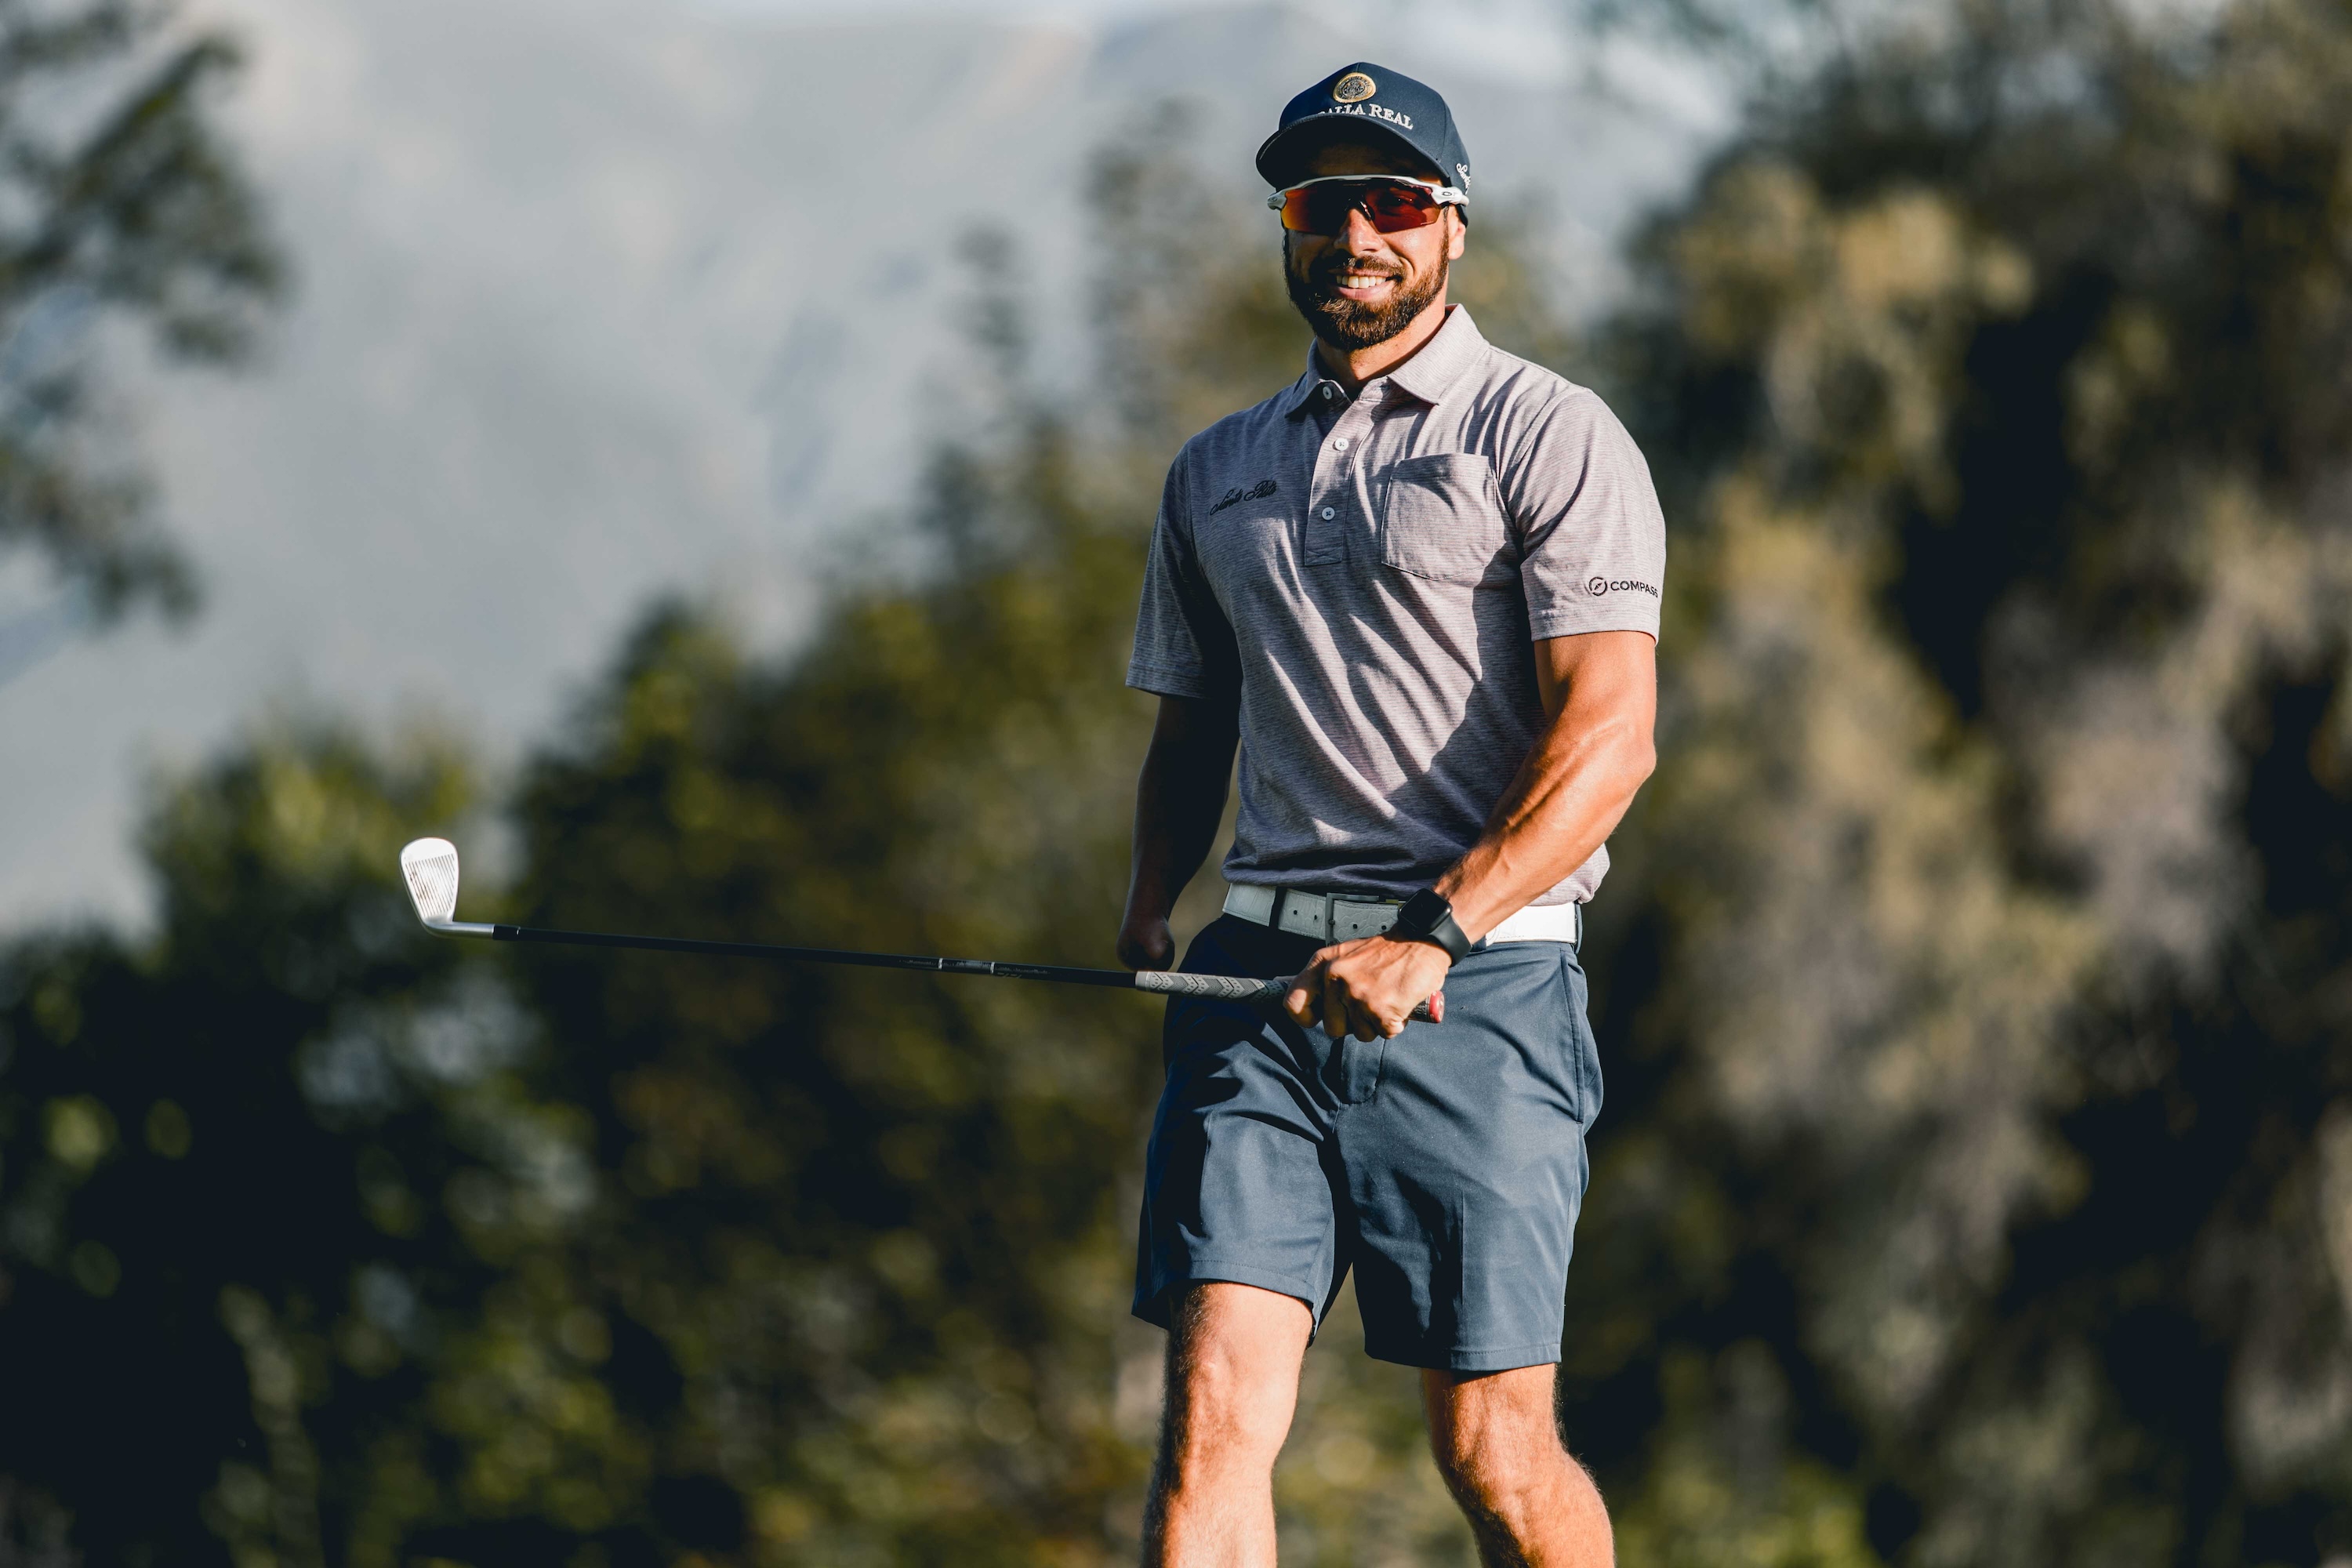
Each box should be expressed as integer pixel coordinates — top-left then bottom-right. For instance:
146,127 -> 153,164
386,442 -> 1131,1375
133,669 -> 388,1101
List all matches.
1163,1338 -> 1291,1468
1436,1439 -> 1602,1530
1424,1365 -> 1610,1549
1432,1413 -> 1564,1512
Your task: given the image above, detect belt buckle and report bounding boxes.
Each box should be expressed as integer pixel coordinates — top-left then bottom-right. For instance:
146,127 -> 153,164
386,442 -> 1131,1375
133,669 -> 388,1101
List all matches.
1276,890 -> 1396,942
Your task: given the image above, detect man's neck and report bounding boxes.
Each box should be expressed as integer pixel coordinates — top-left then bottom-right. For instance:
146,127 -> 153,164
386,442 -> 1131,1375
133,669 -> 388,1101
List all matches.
1313,301 -> 1453,395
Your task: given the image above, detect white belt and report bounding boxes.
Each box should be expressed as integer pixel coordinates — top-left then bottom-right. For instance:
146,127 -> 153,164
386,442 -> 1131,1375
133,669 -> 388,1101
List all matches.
1221,884 -> 1581,949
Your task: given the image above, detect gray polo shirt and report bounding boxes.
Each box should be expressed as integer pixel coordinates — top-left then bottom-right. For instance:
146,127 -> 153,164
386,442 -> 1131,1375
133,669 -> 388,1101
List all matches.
1126,306 -> 1664,908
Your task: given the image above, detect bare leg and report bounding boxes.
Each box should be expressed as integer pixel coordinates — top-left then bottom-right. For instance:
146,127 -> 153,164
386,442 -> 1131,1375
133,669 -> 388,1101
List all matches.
1422,1365 -> 1613,1567
1141,1283 -> 1315,1567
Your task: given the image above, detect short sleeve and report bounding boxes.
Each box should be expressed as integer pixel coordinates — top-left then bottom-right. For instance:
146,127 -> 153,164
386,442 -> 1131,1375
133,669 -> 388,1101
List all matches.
1507,390 -> 1667,642
1127,456 -> 1240,700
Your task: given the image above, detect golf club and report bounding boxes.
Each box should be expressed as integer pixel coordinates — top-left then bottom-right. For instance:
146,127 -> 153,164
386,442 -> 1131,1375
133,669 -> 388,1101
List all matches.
398,838 -> 1436,1023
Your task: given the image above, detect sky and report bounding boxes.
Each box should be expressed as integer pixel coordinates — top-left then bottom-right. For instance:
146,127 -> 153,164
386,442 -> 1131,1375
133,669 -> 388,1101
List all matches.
0,0 -> 1728,931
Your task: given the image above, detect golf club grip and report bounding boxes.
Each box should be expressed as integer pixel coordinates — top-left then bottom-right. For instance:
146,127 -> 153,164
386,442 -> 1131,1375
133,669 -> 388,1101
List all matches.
1133,969 -> 1438,1024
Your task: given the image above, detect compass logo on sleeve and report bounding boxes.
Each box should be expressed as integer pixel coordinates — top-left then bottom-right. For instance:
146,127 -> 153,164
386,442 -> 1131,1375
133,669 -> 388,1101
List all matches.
1333,72 -> 1377,103
1590,577 -> 1659,597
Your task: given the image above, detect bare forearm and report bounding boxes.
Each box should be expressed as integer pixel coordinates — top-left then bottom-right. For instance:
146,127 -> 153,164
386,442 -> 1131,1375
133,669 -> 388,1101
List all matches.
1120,695 -> 1240,967
1435,719 -> 1653,939
1433,633 -> 1657,941
1128,749 -> 1231,921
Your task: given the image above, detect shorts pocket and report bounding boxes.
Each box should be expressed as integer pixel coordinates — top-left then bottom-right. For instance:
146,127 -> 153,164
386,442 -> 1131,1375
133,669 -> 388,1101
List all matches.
1378,452 -> 1509,587
1326,1032 -> 1388,1105
1555,946 -> 1603,1127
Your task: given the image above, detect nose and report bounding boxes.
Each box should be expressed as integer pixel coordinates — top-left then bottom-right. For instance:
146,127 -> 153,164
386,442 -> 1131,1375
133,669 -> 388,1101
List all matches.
1338,204 -> 1388,252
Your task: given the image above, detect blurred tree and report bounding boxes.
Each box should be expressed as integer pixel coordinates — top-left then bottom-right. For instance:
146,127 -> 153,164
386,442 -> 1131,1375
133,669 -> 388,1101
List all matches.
0,0 -> 280,629
1575,0 -> 2352,1562
0,725 -> 521,1566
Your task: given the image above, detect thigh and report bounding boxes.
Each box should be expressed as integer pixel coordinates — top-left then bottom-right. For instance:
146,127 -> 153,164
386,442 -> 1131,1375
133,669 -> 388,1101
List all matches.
1338,941 -> 1599,1372
1133,918 -> 1351,1330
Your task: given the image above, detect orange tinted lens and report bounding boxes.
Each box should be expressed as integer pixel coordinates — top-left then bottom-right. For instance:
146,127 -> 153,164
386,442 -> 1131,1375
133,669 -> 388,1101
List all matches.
1276,187 -> 1325,231
1359,183 -> 1441,232
1279,180 -> 1442,234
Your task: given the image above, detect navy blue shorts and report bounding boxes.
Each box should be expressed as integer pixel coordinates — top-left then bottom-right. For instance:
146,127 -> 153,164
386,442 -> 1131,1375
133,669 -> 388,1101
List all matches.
1132,914 -> 1602,1372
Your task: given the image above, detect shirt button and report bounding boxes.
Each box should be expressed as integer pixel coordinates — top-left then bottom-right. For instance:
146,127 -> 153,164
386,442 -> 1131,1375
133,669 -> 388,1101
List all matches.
1319,506 -> 1336,520
1332,437 -> 1349,451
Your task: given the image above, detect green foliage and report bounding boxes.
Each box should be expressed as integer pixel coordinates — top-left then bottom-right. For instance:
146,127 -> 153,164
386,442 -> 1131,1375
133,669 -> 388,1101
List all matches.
488,499 -> 1173,1560
0,0 -> 281,621
0,725 -> 511,1566
1614,1348 -> 1880,1568
1586,0 -> 2352,1560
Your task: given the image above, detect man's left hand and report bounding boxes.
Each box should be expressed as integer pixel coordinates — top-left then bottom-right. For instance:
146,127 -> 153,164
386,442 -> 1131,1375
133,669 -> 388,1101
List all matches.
1284,935 -> 1452,1040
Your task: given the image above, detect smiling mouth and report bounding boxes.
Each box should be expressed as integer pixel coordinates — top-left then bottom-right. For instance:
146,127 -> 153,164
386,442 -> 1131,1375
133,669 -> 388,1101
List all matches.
1326,267 -> 1400,292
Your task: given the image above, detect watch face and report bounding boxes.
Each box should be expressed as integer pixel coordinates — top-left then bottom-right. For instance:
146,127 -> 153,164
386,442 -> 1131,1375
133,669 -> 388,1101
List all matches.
1395,889 -> 1468,961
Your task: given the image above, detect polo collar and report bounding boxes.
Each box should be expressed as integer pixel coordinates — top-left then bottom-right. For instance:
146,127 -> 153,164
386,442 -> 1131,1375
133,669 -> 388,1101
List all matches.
1385,305 -> 1486,405
1279,304 -> 1488,418
1279,364 -> 1336,419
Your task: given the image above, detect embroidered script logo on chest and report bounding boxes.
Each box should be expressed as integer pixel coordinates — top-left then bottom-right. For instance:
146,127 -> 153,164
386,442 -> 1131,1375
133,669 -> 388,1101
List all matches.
1207,478 -> 1279,516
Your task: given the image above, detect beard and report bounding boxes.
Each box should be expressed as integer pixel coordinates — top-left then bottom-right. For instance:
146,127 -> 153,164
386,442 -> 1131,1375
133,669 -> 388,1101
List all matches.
1284,242 -> 1449,350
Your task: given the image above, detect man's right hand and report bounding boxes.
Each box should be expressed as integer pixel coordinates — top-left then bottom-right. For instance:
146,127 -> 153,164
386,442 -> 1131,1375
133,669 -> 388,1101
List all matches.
1118,913 -> 1178,972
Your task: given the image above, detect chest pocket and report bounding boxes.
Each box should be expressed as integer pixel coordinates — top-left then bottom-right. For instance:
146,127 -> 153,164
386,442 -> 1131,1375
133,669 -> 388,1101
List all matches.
1377,452 -> 1511,588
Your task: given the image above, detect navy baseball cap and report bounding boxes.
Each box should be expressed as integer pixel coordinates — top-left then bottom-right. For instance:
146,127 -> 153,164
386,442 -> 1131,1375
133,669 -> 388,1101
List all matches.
1255,62 -> 1472,199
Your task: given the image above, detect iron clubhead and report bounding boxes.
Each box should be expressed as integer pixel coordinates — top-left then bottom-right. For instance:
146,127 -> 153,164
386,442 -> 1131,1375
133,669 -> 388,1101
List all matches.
399,837 -> 491,936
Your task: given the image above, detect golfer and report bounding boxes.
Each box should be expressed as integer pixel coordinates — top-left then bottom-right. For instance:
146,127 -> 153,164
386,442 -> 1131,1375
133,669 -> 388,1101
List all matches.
1116,61 -> 1664,1565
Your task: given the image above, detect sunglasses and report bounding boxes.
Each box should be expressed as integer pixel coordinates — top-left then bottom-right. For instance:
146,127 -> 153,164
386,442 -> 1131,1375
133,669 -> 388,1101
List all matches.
1268,176 -> 1467,236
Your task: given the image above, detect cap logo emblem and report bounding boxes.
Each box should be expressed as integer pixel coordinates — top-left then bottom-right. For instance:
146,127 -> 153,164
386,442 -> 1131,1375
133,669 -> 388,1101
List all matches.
1332,71 -> 1376,103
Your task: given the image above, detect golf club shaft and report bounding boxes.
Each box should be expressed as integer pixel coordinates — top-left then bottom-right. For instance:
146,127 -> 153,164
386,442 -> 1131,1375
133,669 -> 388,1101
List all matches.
470,921 -> 1435,1022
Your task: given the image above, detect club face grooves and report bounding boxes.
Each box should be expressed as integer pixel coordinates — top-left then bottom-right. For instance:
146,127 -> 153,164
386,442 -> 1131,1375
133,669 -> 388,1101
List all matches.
399,837 -> 463,925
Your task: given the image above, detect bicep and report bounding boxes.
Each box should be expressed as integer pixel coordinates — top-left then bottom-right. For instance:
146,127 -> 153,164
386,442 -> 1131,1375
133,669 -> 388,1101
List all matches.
1149,691 -> 1240,762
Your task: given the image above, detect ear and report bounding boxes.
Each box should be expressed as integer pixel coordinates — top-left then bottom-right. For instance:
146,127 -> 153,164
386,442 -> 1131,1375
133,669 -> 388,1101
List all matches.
1446,209 -> 1467,262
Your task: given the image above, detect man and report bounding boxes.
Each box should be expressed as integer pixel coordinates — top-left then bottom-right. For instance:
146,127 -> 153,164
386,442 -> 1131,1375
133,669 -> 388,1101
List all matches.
1115,61 -> 1664,1566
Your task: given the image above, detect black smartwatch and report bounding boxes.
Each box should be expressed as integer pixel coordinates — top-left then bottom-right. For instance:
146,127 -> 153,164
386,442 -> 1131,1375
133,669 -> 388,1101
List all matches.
1391,889 -> 1472,965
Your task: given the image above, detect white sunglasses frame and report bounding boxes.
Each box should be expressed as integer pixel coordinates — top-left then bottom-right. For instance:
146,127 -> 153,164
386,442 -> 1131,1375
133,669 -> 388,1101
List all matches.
1265,174 -> 1468,219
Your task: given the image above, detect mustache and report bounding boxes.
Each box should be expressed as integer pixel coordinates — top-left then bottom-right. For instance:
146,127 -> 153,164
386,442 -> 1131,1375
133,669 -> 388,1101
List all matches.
1305,253 -> 1403,281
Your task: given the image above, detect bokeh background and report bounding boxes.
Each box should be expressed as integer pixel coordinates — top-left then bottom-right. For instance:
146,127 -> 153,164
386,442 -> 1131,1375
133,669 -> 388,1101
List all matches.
5,0 -> 2352,1563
